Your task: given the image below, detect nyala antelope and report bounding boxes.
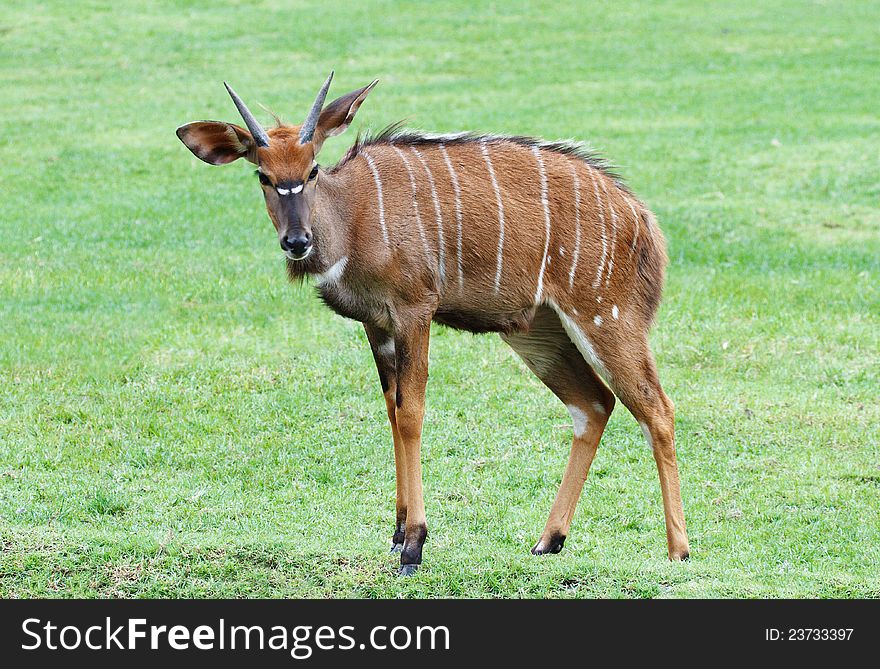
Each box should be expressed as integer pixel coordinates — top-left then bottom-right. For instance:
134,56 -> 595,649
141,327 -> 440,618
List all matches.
177,72 -> 690,575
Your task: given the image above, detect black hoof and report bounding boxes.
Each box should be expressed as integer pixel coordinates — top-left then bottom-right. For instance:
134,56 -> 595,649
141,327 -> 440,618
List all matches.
397,564 -> 419,577
531,533 -> 566,555
390,542 -> 404,554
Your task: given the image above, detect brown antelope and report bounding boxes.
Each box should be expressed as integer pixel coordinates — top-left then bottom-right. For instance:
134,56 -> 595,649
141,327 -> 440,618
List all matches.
177,73 -> 690,575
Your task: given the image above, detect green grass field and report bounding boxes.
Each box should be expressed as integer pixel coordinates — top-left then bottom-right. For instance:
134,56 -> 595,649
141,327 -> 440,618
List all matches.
1,0 -> 877,598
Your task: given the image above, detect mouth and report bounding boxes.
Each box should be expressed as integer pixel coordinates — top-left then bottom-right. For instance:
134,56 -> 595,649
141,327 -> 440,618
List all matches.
285,246 -> 314,262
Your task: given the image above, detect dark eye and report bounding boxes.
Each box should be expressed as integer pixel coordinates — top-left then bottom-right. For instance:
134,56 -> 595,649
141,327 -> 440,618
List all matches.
308,165 -> 319,181
257,171 -> 271,186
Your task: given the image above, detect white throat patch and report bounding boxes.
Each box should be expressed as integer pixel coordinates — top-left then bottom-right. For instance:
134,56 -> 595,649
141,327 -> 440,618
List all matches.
315,256 -> 348,287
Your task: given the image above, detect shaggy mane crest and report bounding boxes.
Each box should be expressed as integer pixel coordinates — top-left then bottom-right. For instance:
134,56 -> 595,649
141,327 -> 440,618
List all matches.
330,122 -> 628,192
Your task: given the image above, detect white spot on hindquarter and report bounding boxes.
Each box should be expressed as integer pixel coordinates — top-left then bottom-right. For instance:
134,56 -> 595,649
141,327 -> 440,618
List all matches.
548,300 -> 612,383
612,304 -> 619,319
567,404 -> 589,438
588,168 -> 608,290
640,421 -> 656,451
361,151 -> 389,246
411,147 -> 446,283
592,401 -> 607,416
480,140 -> 506,293
392,146 -> 434,273
599,177 -> 618,287
533,146 -> 552,304
594,315 -> 602,327
315,256 -> 348,287
567,161 -> 582,290
439,144 -> 465,291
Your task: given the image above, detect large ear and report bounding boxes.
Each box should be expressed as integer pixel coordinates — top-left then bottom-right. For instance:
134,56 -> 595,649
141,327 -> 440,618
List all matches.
176,121 -> 257,165
316,80 -> 378,142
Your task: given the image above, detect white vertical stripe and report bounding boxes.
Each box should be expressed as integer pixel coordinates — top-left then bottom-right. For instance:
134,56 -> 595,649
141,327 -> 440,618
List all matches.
411,148 -> 446,284
362,151 -> 389,246
567,161 -> 582,290
439,144 -> 464,291
392,146 -> 434,269
625,197 -> 640,253
480,140 -> 505,292
600,177 -> 618,288
588,168 -> 608,289
532,146 -> 552,304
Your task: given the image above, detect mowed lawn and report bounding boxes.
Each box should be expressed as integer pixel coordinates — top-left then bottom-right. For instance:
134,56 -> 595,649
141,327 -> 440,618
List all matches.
0,1 -> 877,598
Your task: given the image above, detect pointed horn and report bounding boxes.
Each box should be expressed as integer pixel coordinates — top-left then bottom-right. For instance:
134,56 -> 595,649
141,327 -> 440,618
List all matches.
224,82 -> 270,148
299,71 -> 334,144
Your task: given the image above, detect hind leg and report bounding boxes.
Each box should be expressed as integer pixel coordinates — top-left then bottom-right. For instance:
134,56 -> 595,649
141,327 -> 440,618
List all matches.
628,365 -> 690,560
502,306 -> 615,555
553,306 -> 690,560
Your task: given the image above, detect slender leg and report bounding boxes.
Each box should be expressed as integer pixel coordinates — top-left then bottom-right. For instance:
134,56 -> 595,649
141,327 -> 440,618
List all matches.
632,387 -> 689,560
392,319 -> 431,575
502,306 -> 615,554
363,324 -> 408,552
553,308 -> 690,561
607,351 -> 688,560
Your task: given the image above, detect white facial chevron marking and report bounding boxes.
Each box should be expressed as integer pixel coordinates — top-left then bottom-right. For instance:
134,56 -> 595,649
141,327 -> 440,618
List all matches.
276,184 -> 303,196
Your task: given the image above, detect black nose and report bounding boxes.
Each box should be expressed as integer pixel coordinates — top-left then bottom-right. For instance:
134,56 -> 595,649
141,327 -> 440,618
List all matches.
280,231 -> 312,256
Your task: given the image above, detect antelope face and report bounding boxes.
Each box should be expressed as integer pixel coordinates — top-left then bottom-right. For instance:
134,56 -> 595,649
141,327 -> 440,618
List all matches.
253,132 -> 321,261
176,72 -> 377,264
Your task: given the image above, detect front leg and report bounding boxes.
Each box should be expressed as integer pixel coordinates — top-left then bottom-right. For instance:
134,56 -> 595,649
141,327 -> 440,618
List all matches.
393,318 -> 431,576
364,324 -> 408,552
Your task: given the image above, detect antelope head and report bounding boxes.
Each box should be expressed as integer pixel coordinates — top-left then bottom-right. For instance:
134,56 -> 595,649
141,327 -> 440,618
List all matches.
177,72 -> 378,261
